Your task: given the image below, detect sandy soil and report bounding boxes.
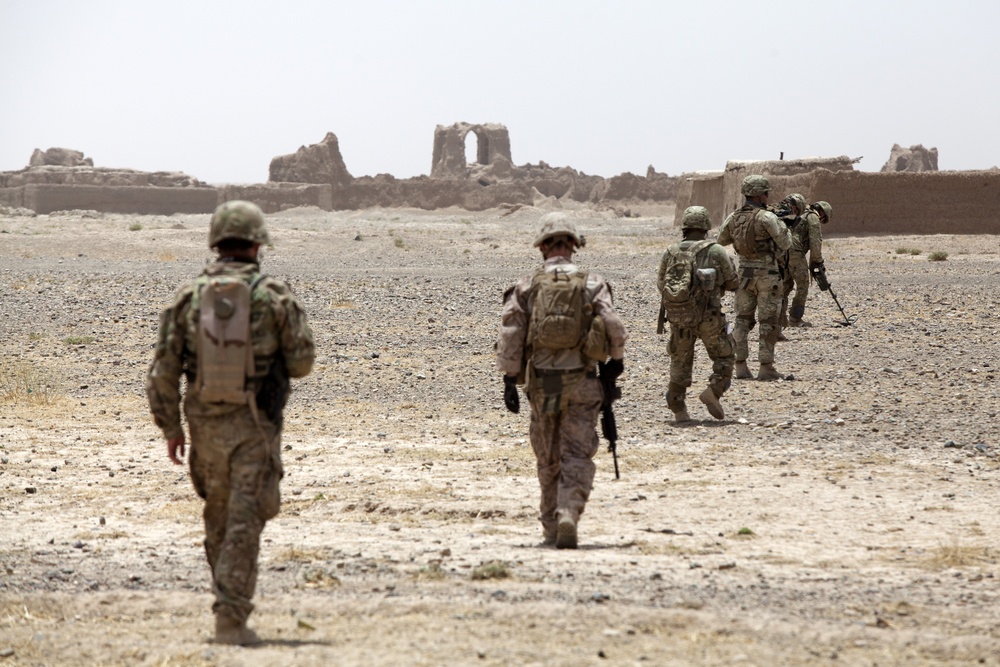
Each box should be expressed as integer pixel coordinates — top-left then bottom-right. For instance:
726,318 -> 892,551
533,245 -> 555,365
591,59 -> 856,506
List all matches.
1,204 -> 999,667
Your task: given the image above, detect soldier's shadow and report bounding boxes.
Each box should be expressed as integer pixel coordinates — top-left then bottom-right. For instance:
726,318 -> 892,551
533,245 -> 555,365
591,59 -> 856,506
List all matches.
248,639 -> 335,648
671,419 -> 735,429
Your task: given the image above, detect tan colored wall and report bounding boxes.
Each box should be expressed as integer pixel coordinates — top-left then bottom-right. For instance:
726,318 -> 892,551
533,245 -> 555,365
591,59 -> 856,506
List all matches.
673,172 -> 724,228
11,184 -> 217,215
811,169 -> 1000,235
219,184 -> 333,213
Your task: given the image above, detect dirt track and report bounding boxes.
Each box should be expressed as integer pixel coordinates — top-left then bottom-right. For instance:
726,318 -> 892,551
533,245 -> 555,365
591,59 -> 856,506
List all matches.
1,205 -> 999,666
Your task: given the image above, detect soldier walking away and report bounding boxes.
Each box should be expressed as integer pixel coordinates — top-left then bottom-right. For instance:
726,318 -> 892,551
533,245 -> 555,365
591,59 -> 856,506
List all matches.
718,175 -> 792,381
496,213 -> 627,549
778,194 -> 827,330
657,206 -> 738,423
146,201 -> 315,645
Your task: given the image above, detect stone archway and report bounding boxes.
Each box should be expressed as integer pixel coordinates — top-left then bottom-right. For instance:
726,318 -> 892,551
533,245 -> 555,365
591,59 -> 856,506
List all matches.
431,122 -> 512,178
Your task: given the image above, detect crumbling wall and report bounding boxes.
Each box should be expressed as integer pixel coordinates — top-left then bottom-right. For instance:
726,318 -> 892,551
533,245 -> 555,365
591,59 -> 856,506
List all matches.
810,169 -> 1000,235
218,183 -> 333,213
673,171 -> 725,228
881,143 -> 939,172
0,167 -> 204,188
431,122 -> 512,178
601,168 -> 679,203
331,175 -> 537,211
12,184 -> 217,215
268,132 -> 353,187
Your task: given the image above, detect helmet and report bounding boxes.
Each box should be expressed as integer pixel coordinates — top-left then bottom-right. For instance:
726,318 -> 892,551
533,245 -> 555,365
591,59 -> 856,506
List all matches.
811,200 -> 833,223
782,193 -> 807,215
681,205 -> 711,231
533,212 -> 585,248
741,175 -> 771,197
208,200 -> 271,249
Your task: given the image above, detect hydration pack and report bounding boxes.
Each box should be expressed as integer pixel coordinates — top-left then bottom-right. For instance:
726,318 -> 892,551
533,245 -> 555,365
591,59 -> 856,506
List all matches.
660,240 -> 714,328
195,275 -> 262,404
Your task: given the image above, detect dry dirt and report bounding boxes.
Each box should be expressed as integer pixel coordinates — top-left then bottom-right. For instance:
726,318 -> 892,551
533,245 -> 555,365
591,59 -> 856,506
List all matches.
1,205 -> 999,667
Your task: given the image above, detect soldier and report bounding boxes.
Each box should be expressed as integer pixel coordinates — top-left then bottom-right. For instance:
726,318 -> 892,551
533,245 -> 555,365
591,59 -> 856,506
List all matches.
718,175 -> 792,381
496,212 -> 627,549
657,206 -> 738,423
146,201 -> 315,645
778,193 -> 826,329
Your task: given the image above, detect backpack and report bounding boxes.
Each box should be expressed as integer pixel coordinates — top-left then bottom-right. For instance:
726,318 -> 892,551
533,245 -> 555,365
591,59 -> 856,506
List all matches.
728,206 -> 758,257
528,267 -> 592,351
195,274 -> 263,404
660,240 -> 713,328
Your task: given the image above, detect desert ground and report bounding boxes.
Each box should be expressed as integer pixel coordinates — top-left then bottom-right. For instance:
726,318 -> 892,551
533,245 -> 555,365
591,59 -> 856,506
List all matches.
1,204 -> 999,667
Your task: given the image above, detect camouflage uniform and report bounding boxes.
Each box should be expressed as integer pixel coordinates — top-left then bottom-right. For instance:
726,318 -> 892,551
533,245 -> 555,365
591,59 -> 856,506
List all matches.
146,202 -> 314,638
658,236 -> 738,419
717,177 -> 792,376
497,218 -> 627,547
779,198 -> 824,327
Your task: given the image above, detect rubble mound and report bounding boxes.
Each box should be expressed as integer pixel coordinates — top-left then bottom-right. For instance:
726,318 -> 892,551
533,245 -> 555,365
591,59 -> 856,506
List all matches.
29,147 -> 93,167
881,144 -> 938,172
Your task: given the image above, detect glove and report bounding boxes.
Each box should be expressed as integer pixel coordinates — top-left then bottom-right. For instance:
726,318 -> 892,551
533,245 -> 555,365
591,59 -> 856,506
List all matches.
503,375 -> 520,414
810,262 -> 831,291
601,358 -> 624,381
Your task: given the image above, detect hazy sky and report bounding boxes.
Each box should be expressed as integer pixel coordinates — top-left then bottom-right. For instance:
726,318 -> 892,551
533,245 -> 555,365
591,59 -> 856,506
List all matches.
2,1 -> 998,184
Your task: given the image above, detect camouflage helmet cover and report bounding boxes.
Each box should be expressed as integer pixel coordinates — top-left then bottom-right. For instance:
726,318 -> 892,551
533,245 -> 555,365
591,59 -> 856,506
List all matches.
681,205 -> 711,230
811,200 -> 833,223
741,175 -> 771,197
208,200 -> 271,248
783,193 -> 807,215
533,212 -> 585,248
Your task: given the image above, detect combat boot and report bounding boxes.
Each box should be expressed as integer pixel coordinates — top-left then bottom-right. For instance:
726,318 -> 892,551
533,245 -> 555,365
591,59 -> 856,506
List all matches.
776,331 -> 788,342
789,306 -> 811,327
699,387 -> 724,420
673,407 -> 692,424
734,361 -> 754,380
556,515 -> 578,550
757,363 -> 782,381
215,611 -> 261,646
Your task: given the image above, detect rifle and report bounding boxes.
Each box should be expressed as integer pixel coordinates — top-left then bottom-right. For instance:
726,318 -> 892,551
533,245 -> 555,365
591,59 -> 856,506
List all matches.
656,303 -> 666,335
810,264 -> 857,326
597,361 -> 622,479
256,354 -> 290,428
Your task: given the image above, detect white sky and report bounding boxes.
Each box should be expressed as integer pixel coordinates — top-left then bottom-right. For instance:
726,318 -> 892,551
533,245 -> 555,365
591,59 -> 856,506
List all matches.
2,0 -> 998,184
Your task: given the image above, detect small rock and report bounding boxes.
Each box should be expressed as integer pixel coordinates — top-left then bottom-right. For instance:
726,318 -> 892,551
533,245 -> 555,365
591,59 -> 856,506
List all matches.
99,516 -> 106,526
388,524 -> 401,532
591,592 -> 610,603
834,419 -> 845,426
944,440 -> 961,448
0,647 -> 14,658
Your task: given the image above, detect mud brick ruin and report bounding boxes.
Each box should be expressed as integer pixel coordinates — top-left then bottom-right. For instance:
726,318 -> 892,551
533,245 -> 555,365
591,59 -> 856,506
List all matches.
2,127 -> 999,234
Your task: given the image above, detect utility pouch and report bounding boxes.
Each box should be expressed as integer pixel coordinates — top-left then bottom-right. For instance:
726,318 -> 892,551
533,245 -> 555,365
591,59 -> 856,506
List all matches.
582,315 -> 609,362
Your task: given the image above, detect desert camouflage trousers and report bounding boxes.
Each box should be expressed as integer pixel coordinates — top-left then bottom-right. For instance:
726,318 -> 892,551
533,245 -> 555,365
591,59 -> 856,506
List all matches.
528,375 -> 603,537
779,251 -> 810,327
733,268 -> 783,365
667,310 -> 735,397
187,407 -> 282,624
